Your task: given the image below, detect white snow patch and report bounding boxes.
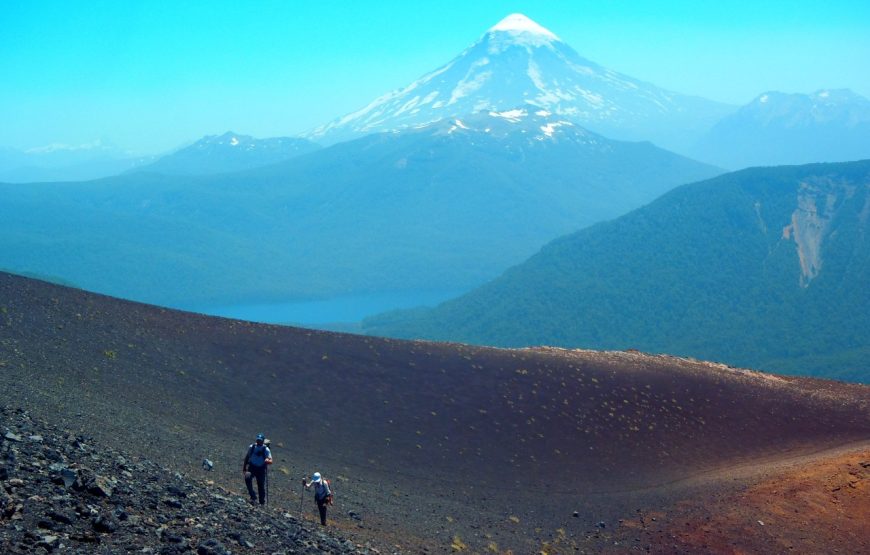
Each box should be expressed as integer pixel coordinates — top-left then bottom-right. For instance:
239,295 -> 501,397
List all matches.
818,90 -> 830,98
527,59 -> 546,90
535,110 -> 551,117
760,94 -> 769,104
576,88 -> 604,106
454,119 -> 469,129
394,95 -> 422,116
539,121 -> 570,137
489,108 -> 527,122
420,91 -> 439,105
230,137 -> 239,146
448,64 -> 492,105
534,90 -> 562,105
308,59 -> 458,137
487,14 -> 559,52
489,13 -> 558,40
26,139 -> 106,154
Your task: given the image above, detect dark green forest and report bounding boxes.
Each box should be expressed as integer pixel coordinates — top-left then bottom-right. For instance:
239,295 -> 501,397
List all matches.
364,160 -> 870,382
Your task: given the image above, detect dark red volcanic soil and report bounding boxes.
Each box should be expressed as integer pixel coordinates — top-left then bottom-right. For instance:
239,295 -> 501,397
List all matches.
625,445 -> 870,554
1,271 -> 869,553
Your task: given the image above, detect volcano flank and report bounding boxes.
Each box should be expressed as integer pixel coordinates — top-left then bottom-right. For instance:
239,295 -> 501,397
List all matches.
1,272 -> 869,553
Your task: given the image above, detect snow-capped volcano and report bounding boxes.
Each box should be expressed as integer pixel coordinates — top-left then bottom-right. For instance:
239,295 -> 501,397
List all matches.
305,14 -> 734,151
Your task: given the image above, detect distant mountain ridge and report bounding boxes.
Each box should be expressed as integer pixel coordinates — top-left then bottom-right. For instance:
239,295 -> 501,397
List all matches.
0,112 -> 720,308
305,13 -> 734,153
135,131 -> 321,175
0,140 -> 151,183
364,159 -> 870,383
692,89 -> 870,169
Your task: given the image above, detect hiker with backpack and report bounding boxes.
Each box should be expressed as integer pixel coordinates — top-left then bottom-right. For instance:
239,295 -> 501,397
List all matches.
302,471 -> 333,525
243,433 -> 272,505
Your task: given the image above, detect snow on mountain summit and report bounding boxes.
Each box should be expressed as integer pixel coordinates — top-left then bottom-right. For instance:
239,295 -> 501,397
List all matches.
488,13 -> 559,42
304,14 -> 733,151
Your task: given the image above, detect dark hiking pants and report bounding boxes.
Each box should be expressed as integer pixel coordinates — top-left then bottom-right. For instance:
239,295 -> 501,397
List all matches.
316,497 -> 328,525
245,465 -> 267,504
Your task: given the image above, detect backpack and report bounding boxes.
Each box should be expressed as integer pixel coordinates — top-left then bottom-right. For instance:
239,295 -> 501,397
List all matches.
318,478 -> 334,505
246,441 -> 271,466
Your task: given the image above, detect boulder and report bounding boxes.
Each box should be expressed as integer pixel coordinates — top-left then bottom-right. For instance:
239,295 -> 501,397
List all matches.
59,468 -> 77,488
87,475 -> 113,497
48,510 -> 75,525
4,432 -> 22,442
93,513 -> 118,533
196,539 -> 230,555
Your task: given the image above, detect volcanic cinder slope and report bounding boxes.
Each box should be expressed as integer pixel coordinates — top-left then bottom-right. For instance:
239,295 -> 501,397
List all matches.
1,272 -> 869,553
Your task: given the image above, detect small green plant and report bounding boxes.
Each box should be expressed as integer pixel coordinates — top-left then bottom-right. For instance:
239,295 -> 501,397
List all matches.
451,535 -> 468,551
103,349 -> 117,360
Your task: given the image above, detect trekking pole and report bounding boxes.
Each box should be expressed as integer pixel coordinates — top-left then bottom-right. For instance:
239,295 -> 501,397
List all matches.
265,467 -> 269,506
299,480 -> 305,519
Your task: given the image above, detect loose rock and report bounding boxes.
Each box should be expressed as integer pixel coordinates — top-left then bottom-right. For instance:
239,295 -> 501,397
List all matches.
0,406 -> 367,554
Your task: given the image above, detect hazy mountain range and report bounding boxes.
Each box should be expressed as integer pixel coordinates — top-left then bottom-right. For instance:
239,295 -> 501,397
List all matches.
134,132 -> 321,175
0,109 -> 719,308
3,12 -> 869,383
305,13 -> 734,154
6,14 -> 868,184
692,89 -> 870,169
364,159 -> 870,382
0,140 -> 152,183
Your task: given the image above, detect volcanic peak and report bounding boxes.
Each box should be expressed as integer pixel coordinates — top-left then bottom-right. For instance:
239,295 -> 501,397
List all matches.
488,13 -> 559,39
485,13 -> 560,52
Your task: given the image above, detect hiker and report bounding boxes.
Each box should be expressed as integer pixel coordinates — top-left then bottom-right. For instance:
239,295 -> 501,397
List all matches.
302,471 -> 332,525
242,433 -> 272,505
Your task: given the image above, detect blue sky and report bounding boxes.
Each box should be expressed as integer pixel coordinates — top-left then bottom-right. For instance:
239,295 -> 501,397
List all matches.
2,0 -> 869,153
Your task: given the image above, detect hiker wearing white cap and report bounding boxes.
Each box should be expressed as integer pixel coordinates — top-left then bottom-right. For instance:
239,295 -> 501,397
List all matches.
302,471 -> 333,525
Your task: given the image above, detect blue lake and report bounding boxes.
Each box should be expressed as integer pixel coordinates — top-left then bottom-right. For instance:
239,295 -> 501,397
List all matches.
181,289 -> 462,326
